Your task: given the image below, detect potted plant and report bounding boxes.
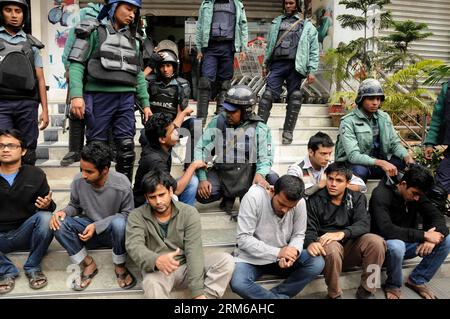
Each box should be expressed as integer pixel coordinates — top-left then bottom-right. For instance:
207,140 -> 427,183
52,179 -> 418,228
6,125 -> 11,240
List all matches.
328,91 -> 357,127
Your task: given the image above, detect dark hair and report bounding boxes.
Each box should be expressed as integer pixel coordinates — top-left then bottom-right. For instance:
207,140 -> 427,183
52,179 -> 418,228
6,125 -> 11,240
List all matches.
0,129 -> 25,148
325,162 -> 352,181
141,168 -> 177,194
144,112 -> 173,148
80,141 -> 112,172
282,0 -> 302,13
401,165 -> 434,193
307,131 -> 335,152
274,175 -> 305,201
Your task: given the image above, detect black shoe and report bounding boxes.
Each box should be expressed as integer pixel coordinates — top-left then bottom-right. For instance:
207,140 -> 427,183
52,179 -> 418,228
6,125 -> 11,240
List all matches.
355,286 -> 375,299
60,151 -> 81,166
282,131 -> 293,145
219,197 -> 235,215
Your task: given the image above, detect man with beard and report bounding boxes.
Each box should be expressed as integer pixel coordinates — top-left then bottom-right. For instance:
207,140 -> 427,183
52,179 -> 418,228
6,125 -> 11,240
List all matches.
50,141 -> 136,291
0,129 -> 55,294
126,169 -> 235,299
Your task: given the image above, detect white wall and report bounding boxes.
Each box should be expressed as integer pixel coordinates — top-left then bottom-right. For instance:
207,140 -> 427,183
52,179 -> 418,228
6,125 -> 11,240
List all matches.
332,1 -> 365,47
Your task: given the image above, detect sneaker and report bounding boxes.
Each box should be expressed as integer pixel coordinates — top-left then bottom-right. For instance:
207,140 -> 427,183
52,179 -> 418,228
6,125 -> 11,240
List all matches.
355,286 -> 375,299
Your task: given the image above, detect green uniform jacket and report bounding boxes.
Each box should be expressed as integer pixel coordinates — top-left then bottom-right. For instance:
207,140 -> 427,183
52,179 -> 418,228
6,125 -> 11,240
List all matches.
195,0 -> 248,53
424,82 -> 448,146
69,24 -> 150,107
335,108 -> 408,166
263,14 -> 319,76
194,113 -> 274,181
125,200 -> 205,298
62,3 -> 102,68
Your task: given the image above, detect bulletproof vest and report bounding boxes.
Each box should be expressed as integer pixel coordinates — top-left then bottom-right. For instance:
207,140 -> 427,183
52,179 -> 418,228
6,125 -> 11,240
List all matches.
210,0 -> 236,41
439,80 -> 450,145
0,37 -> 39,101
213,113 -> 260,198
87,23 -> 140,86
273,16 -> 303,60
148,77 -> 179,119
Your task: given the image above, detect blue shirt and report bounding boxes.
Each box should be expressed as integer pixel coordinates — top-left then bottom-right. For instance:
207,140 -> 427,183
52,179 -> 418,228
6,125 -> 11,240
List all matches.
0,26 -> 43,67
0,171 -> 18,186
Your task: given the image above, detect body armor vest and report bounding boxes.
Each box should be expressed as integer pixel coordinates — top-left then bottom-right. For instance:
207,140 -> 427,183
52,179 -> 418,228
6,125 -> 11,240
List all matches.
273,16 -> 303,61
440,80 -> 450,145
0,37 -> 40,101
148,78 -> 179,120
210,0 -> 236,41
87,23 -> 140,86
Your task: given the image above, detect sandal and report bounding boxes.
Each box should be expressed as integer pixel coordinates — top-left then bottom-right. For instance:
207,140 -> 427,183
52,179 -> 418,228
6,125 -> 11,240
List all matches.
0,277 -> 15,295
405,280 -> 437,299
72,258 -> 98,291
115,267 -> 137,290
382,284 -> 401,300
26,271 -> 48,290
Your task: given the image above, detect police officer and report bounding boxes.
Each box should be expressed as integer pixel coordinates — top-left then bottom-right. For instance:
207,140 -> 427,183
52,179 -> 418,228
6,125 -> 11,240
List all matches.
0,0 -> 49,165
195,0 -> 248,125
258,0 -> 319,145
60,1 -> 106,167
335,79 -> 415,182
194,84 -> 274,214
68,0 -> 151,182
424,80 -> 450,197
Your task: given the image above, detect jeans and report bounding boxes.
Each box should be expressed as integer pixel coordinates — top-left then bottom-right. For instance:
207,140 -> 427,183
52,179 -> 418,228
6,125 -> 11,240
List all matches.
0,212 -> 53,278
350,156 -> 405,182
177,175 -> 199,206
230,250 -> 325,299
54,215 -> 127,265
384,236 -> 450,288
266,60 -> 303,101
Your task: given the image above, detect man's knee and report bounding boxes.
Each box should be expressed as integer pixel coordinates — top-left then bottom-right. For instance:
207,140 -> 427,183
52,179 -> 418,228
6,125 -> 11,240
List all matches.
437,235 -> 450,253
186,175 -> 199,192
34,211 -> 52,230
351,165 -> 369,181
324,241 -> 344,261
386,239 -> 406,260
110,216 -> 127,235
361,233 -> 386,253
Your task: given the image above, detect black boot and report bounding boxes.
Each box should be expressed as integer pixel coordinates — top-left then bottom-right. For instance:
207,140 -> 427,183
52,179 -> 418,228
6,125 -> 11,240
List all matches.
60,118 -> 85,166
197,77 -> 211,126
282,90 -> 302,145
116,138 -> 135,183
257,90 -> 273,123
215,80 -> 231,114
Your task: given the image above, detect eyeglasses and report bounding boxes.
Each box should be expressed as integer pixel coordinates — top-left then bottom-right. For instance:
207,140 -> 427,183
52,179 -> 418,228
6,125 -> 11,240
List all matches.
0,143 -> 21,150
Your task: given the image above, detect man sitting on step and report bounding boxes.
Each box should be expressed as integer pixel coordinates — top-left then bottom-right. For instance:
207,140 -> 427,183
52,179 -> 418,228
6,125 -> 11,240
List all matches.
0,129 -> 55,295
230,175 -> 324,299
334,79 -> 415,182
194,84 -> 275,216
306,162 -> 386,299
133,113 -> 207,207
267,131 -> 366,197
50,141 -> 136,291
370,165 -> 450,299
126,169 -> 235,299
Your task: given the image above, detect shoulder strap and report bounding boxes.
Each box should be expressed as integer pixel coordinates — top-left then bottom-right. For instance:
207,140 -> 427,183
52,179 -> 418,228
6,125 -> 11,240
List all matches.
26,34 -> 44,49
274,18 -> 303,48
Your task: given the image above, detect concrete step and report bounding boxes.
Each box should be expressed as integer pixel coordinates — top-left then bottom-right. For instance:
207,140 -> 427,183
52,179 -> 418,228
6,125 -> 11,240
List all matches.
46,102 -> 330,117
38,126 -> 339,144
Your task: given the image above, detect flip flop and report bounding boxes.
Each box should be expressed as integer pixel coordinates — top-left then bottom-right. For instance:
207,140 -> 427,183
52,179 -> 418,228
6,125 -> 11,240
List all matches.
26,271 -> 48,290
72,268 -> 98,291
382,284 -> 401,300
0,277 -> 15,295
405,281 -> 437,299
116,267 -> 137,290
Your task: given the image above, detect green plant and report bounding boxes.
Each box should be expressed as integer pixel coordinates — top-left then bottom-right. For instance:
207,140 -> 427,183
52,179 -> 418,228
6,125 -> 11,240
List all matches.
328,91 -> 357,112
322,46 -> 355,91
411,145 -> 444,173
424,64 -> 450,86
380,20 -> 433,71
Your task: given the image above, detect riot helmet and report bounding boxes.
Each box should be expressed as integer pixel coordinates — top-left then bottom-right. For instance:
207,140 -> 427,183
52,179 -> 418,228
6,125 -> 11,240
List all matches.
222,85 -> 257,121
97,0 -> 142,33
155,40 -> 180,78
355,78 -> 385,106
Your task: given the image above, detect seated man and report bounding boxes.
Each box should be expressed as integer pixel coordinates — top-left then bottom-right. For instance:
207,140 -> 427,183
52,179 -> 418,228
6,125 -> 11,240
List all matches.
195,84 -> 274,215
335,79 -> 415,182
126,169 -> 234,299
306,162 -> 386,299
133,113 -> 206,207
370,165 -> 450,299
50,141 -> 136,291
230,175 -> 324,299
0,129 -> 55,294
285,131 -> 366,197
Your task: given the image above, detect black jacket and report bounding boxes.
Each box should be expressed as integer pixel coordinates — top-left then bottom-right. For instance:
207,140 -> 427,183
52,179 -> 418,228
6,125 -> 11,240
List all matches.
0,165 -> 56,232
133,144 -> 172,207
305,188 -> 370,248
369,177 -> 449,242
